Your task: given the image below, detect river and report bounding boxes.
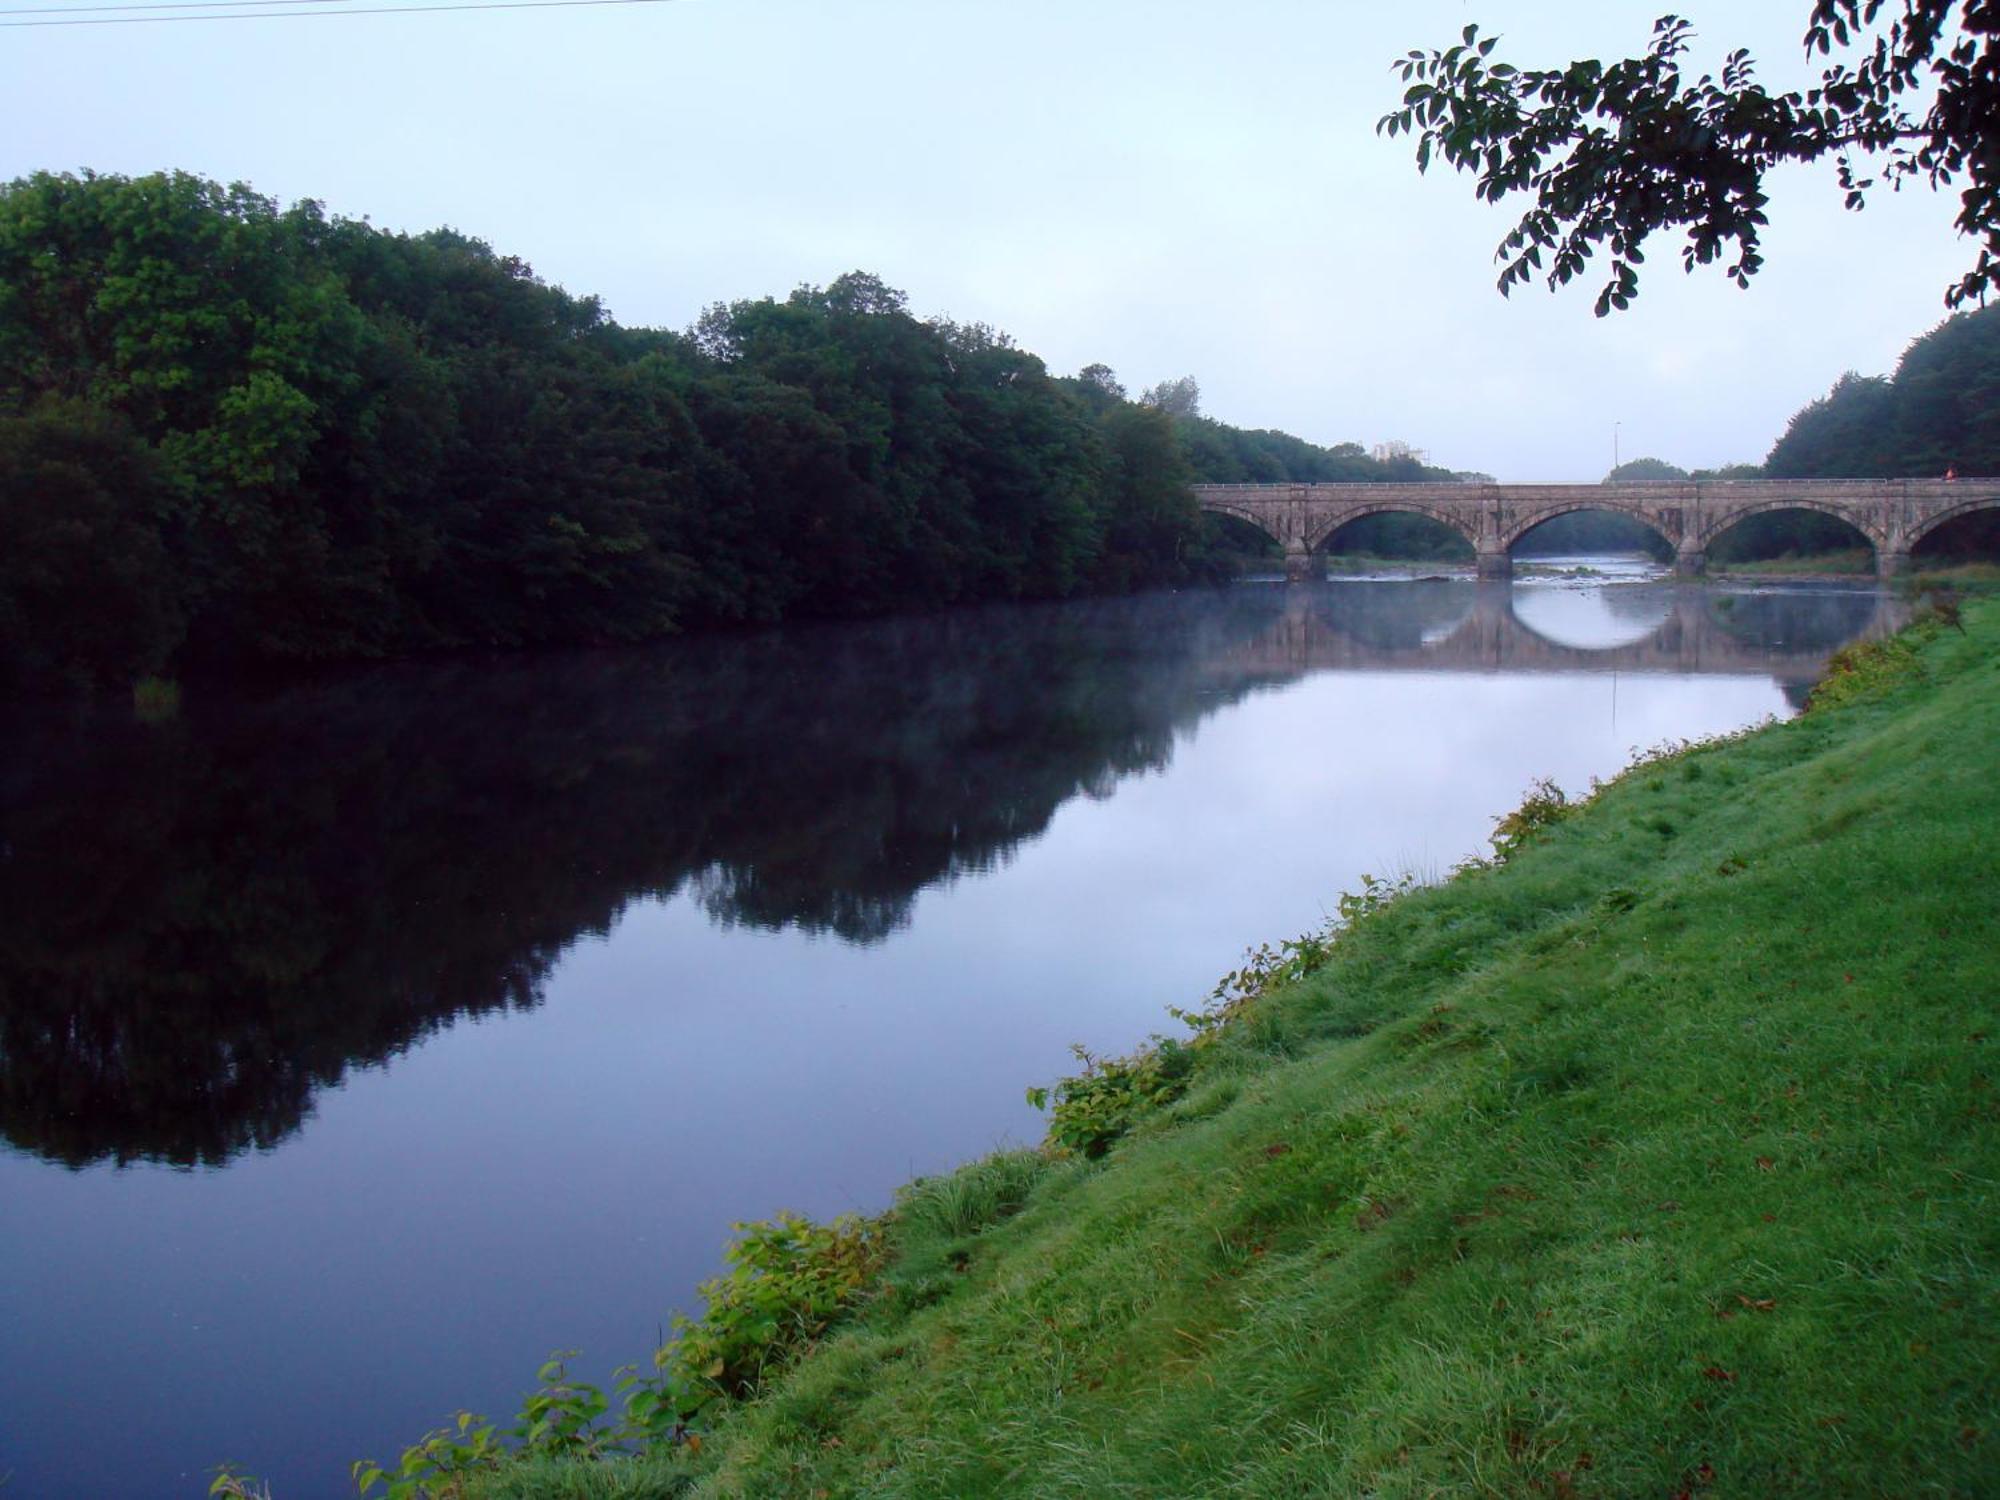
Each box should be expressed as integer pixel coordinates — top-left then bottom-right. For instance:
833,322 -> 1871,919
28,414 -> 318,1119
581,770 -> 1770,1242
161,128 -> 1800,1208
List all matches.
0,568 -> 1897,1498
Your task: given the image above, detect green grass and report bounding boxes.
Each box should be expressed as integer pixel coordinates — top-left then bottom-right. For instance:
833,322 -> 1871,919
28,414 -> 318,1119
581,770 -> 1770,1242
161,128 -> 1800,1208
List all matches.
1709,547 -> 1877,576
1321,551 -> 1472,573
1911,560 -> 2000,589
455,603 -> 2000,1500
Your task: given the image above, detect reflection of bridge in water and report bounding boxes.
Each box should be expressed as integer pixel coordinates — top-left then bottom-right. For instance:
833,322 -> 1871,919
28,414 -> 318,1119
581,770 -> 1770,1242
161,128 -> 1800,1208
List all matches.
1206,582 -> 1902,682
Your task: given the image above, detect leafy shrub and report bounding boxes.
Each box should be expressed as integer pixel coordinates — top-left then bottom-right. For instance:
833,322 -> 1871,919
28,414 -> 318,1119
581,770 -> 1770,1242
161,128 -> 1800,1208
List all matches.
1026,1038 -> 1201,1158
354,1410 -> 508,1499
355,1214 -> 886,1496
667,1212 -> 887,1403
1488,777 -> 1575,862
1808,634 -> 1926,712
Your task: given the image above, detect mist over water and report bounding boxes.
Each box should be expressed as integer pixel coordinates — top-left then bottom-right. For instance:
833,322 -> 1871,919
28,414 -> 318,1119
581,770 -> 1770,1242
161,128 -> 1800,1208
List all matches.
0,574 -> 1897,1498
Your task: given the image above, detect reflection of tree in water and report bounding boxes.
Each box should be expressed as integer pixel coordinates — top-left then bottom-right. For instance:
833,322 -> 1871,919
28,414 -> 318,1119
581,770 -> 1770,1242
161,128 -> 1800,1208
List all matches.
1304,580 -> 1475,650
0,590 -> 1290,1169
1702,588 -> 1884,654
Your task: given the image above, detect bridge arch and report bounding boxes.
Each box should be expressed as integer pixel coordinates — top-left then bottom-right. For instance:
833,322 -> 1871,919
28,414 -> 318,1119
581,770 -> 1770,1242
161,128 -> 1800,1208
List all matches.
1195,501 -> 1284,550
1308,503 -> 1478,555
1693,497 -> 1888,555
1502,501 -> 1677,558
1906,491 -> 2000,550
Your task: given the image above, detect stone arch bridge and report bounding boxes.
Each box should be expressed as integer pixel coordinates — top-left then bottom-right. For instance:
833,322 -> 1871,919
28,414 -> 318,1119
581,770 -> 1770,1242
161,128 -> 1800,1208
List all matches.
1192,478 -> 1999,580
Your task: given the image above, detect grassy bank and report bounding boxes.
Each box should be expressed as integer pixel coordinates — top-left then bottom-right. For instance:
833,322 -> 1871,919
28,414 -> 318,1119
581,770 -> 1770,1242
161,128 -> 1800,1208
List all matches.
390,602 -> 1997,1500
1708,547 -> 1877,577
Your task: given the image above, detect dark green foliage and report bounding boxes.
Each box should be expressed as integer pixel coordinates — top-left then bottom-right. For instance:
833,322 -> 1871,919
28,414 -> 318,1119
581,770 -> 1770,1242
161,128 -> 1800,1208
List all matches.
1604,456 -> 1688,482
1766,306 -> 2000,479
3,171 -> 1374,688
1154,414 -> 1474,563
1381,6 -> 2000,310
1168,411 -> 1457,489
664,1214 -> 888,1404
1708,508 -> 1867,564
1513,508 -> 1672,559
1025,1039 -> 1201,1158
0,400 -> 184,687
1765,372 -> 1908,478
1737,303 -> 2000,562
1325,512 -> 1474,561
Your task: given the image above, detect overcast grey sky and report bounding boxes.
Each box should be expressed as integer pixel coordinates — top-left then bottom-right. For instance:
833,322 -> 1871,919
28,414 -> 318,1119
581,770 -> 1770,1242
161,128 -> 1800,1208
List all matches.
1,0 -> 1975,480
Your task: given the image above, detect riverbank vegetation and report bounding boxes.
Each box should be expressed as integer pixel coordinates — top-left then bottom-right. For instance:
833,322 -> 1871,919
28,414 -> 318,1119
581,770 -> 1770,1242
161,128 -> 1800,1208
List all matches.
346,595 -> 1998,1498
0,171 -> 1440,695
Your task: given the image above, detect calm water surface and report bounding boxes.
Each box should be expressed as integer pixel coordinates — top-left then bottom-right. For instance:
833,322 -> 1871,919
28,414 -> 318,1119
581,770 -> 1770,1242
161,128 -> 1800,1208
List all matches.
0,572 -> 1897,1497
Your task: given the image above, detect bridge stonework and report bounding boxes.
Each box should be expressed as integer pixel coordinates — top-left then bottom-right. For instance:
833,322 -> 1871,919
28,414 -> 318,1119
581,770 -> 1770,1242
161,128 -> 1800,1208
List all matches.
1191,478 -> 2000,580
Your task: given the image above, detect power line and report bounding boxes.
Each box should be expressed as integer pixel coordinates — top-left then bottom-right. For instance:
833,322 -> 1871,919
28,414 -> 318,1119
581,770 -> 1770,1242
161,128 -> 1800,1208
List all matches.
0,0 -> 357,13
4,0 -> 677,23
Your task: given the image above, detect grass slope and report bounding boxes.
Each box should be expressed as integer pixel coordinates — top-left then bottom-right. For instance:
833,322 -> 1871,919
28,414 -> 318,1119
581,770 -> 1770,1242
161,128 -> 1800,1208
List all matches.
477,604 -> 2000,1500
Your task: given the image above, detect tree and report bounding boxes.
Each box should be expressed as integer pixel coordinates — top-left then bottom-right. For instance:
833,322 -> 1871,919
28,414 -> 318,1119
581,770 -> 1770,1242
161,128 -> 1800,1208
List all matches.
1140,375 -> 1201,418
1606,456 -> 1691,481
0,401 -> 184,687
1076,363 -> 1126,401
1379,4 -> 2000,314
1764,302 -> 2000,474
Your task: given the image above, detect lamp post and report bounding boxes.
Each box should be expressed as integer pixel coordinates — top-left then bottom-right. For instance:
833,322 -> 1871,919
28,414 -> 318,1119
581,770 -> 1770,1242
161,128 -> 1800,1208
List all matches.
1613,421 -> 1622,474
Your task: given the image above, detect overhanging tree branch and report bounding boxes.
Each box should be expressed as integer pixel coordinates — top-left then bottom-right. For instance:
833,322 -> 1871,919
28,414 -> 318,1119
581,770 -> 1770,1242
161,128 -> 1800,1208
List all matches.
1378,3 -> 2000,314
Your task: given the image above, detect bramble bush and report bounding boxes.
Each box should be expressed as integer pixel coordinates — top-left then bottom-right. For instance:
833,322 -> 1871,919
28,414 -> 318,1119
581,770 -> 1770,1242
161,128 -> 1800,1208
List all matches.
353,1213 -> 886,1497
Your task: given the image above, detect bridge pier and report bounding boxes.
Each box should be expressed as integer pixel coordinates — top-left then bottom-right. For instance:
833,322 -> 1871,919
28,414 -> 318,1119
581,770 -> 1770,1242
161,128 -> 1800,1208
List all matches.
1877,549 -> 1912,578
1675,548 -> 1707,579
1284,541 -> 1319,583
1476,550 -> 1512,582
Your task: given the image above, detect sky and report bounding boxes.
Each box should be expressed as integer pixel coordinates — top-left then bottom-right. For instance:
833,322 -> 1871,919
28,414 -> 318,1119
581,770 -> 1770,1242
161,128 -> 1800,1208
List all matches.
0,0 -> 1977,480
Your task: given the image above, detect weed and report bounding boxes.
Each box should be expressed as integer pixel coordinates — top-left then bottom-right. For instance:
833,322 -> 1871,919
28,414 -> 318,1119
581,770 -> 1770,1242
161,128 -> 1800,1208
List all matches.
1488,777 -> 1574,862
667,1213 -> 886,1403
1809,635 -> 1926,712
355,1411 -> 506,1499
1026,1038 -> 1200,1158
209,1469 -> 274,1500
357,1216 -> 885,1495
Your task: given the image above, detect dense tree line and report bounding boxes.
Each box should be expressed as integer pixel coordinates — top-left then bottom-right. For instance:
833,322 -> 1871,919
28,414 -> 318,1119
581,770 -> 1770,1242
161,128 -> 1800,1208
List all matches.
1765,304 -> 2000,481
0,171 -> 1438,691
